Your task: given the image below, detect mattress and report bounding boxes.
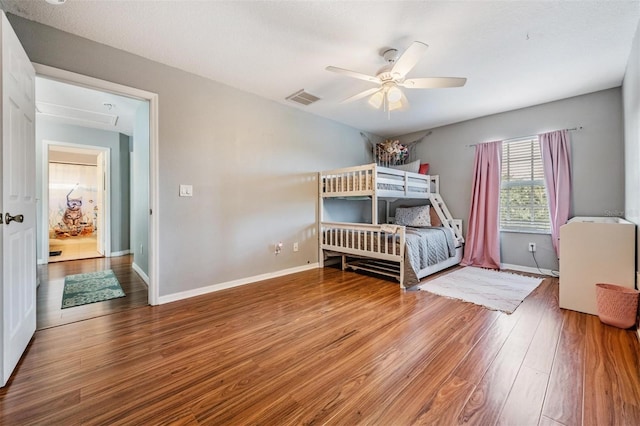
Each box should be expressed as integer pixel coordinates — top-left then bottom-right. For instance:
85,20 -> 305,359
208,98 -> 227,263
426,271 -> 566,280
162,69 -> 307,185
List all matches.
403,227 -> 457,286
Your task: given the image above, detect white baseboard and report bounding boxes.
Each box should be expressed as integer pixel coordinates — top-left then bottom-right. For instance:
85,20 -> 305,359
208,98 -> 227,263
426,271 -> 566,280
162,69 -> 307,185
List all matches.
500,263 -> 555,277
131,262 -> 150,286
158,263 -> 320,305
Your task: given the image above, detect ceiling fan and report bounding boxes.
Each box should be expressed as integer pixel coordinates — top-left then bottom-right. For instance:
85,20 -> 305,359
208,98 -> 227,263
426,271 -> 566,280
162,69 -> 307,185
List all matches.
326,41 -> 466,112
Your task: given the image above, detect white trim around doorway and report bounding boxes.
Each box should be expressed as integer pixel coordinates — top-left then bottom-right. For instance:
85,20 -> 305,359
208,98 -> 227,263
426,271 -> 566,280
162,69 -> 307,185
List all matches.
42,141 -> 111,263
33,63 -> 160,306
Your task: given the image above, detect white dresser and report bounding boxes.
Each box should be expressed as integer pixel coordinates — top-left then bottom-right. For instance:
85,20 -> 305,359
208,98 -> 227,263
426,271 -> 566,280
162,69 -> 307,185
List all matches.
559,217 -> 636,316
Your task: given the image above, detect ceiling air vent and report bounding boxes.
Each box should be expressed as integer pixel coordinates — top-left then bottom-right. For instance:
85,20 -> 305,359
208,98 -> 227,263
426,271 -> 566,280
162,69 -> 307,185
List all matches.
285,89 -> 320,106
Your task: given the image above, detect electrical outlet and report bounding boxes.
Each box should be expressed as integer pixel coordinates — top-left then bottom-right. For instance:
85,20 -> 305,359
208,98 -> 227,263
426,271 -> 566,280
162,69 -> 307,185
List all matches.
528,242 -> 536,252
275,242 -> 283,255
293,242 -> 299,252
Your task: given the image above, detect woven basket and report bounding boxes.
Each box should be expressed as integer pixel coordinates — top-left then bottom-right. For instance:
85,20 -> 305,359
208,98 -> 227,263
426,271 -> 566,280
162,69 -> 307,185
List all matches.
595,283 -> 640,329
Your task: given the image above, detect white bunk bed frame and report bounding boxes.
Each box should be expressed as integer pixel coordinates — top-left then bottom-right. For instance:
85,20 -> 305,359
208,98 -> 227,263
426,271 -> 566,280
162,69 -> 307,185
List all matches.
319,163 -> 464,288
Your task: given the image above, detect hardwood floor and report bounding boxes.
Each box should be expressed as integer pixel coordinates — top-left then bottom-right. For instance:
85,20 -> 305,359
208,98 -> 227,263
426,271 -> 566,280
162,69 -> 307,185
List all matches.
37,255 -> 149,329
3,267 -> 639,425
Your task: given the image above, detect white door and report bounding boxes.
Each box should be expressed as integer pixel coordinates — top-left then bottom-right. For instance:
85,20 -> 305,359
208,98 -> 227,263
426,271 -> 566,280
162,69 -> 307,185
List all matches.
96,151 -> 105,255
0,12 -> 36,387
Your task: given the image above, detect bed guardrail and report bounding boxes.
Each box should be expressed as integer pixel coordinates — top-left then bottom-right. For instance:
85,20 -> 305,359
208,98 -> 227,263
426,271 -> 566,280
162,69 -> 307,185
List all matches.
321,164 -> 376,197
320,221 -> 405,259
320,163 -> 438,198
320,221 -> 407,285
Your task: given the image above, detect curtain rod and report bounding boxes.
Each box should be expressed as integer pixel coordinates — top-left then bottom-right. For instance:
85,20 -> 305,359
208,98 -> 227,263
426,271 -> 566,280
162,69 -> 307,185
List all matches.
465,126 -> 583,148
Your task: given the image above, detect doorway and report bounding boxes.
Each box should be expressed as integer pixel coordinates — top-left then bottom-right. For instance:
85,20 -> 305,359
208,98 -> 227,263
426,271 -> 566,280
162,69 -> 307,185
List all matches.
46,143 -> 109,263
33,64 -> 159,322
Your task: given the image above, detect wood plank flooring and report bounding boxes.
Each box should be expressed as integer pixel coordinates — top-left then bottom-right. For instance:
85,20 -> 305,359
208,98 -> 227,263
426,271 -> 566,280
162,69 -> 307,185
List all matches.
2,267 -> 639,425
37,255 -> 149,329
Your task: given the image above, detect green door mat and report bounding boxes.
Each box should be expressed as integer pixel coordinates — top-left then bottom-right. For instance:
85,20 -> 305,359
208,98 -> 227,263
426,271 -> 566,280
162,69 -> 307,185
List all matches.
62,269 -> 126,309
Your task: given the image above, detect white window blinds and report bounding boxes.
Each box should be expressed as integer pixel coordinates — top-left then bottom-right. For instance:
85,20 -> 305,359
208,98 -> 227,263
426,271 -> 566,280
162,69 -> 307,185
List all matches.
500,137 -> 551,232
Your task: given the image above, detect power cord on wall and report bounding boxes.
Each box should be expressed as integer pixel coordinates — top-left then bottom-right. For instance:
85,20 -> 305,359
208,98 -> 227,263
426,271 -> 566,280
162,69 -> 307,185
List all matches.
531,251 -> 559,277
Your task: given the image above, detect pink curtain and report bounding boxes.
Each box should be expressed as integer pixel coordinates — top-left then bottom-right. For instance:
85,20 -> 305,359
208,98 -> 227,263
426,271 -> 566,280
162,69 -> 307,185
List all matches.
539,130 -> 572,256
461,141 -> 502,269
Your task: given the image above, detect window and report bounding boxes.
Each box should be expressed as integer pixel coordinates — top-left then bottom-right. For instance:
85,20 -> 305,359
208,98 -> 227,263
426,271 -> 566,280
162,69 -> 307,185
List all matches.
500,137 -> 550,232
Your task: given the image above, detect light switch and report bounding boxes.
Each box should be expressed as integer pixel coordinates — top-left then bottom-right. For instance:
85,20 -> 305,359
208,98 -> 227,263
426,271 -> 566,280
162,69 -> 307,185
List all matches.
179,184 -> 193,197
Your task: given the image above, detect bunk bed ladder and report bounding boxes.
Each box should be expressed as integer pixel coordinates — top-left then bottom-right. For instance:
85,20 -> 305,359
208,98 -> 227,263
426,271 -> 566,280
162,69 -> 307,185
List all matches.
429,193 -> 465,244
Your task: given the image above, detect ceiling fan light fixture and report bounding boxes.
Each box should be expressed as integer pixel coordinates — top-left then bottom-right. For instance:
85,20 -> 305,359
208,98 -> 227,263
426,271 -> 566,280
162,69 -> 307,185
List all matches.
388,99 -> 404,111
386,86 -> 402,103
368,91 -> 384,109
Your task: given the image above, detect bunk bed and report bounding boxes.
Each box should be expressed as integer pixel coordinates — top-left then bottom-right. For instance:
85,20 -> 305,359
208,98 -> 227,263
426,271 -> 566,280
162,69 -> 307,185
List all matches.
319,163 -> 464,289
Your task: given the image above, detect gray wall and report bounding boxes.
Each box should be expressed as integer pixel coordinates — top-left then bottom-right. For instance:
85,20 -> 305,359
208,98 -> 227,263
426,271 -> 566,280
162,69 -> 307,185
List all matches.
398,88 -> 625,272
36,120 -> 132,259
131,102 -> 150,276
623,21 -> 640,276
9,14 -> 370,298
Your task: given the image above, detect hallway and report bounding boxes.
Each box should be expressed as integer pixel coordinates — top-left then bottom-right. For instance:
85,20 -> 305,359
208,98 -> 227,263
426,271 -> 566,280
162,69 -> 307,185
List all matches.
37,255 -> 148,329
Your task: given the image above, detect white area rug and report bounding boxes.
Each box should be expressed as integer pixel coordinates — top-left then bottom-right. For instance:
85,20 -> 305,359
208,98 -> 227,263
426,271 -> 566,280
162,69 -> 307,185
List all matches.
417,267 -> 543,314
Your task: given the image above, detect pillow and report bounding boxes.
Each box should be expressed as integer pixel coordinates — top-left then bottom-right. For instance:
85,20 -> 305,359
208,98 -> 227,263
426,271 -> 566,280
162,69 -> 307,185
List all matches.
395,205 -> 431,227
389,159 -> 420,173
419,163 -> 430,175
429,206 -> 442,227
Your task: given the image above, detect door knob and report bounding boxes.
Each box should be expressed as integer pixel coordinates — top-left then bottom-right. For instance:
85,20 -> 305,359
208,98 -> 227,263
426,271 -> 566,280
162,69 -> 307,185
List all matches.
5,213 -> 23,225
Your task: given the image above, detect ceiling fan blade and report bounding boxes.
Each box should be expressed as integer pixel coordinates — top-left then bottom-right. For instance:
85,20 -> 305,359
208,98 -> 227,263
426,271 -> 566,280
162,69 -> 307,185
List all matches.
401,77 -> 467,89
391,41 -> 428,78
326,66 -> 381,84
341,87 -> 382,104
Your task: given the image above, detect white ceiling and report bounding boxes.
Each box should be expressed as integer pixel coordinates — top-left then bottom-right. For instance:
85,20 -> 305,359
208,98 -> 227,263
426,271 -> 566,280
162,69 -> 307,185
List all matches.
3,1 -> 639,137
36,76 -> 144,136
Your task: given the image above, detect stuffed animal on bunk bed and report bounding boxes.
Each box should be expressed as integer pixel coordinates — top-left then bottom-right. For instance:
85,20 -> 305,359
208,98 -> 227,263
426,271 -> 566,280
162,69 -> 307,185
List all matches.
374,138 -> 430,172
